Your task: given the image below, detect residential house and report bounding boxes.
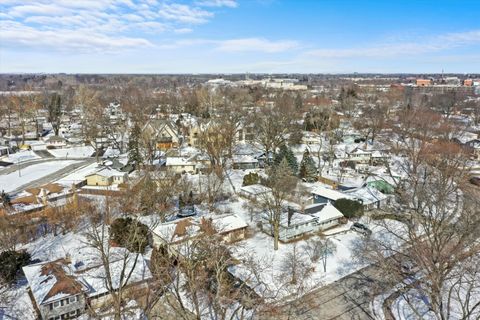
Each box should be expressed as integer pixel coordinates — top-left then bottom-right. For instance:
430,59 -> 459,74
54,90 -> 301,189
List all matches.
310,185 -> 351,205
143,119 -> 181,150
233,155 -> 259,170
165,156 -> 196,174
23,251 -> 151,320
262,203 -> 344,242
151,214 -> 248,254
46,136 -> 67,148
346,147 -> 372,164
345,186 -> 389,210
239,184 -> 272,199
85,167 -> 128,186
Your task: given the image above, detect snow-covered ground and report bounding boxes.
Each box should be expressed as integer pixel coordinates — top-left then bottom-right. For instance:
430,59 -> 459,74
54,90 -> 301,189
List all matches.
0,160 -> 79,192
0,150 -> 40,163
55,162 -> 100,186
48,146 -> 94,158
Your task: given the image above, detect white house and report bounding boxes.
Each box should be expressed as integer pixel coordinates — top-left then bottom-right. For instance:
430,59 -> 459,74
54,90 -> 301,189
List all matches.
346,147 -> 372,164
165,156 -> 196,174
263,203 -> 344,242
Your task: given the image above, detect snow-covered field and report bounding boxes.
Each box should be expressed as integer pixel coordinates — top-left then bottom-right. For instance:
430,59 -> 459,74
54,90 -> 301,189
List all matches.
0,160 -> 79,192
48,146 -> 94,158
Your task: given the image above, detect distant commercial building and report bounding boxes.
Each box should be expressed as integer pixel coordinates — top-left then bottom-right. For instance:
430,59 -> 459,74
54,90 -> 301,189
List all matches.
416,79 -> 432,87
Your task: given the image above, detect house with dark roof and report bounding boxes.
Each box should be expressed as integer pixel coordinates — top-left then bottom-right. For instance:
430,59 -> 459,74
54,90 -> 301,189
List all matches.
23,251 -> 152,320
23,258 -> 87,320
143,119 -> 181,150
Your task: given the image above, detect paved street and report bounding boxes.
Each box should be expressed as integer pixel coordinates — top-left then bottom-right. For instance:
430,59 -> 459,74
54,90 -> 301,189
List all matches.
259,264 -> 386,320
6,158 -> 96,194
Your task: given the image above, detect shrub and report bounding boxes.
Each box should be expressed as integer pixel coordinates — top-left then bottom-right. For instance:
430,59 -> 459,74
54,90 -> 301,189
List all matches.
0,250 -> 31,284
110,217 -> 149,253
243,172 -> 260,186
334,198 -> 364,218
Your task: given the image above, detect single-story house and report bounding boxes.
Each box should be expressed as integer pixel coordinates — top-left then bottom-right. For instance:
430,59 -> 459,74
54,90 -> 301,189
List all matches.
239,184 -> 272,199
45,136 -> 67,148
310,185 -> 351,205
233,155 -> 259,170
345,186 -> 389,210
151,214 -> 248,254
85,168 -> 128,186
262,203 -> 344,242
165,157 -> 196,174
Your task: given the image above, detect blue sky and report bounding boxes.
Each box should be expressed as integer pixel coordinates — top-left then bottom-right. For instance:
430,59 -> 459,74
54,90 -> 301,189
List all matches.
0,0 -> 479,73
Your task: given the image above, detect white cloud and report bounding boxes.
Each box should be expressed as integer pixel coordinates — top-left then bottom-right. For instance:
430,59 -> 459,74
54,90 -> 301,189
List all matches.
306,30 -> 480,59
174,28 -> 194,34
158,3 -> 214,24
0,1 -> 238,52
196,0 -> 238,8
216,38 -> 299,53
0,20 -> 153,52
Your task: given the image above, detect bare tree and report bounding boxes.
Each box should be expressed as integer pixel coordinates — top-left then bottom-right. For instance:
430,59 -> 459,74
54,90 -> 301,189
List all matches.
260,158 -> 298,250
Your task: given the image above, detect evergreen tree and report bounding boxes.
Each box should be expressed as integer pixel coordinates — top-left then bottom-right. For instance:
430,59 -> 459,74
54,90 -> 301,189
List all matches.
243,172 -> 260,186
127,122 -> 143,168
0,250 -> 31,284
274,145 -> 298,175
48,93 -> 62,136
299,149 -> 317,182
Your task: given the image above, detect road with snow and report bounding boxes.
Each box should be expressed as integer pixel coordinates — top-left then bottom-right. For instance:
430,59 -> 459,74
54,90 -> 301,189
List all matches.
259,264 -> 386,320
0,158 -> 96,194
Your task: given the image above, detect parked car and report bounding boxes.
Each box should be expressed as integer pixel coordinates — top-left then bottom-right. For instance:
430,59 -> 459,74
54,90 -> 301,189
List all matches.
351,222 -> 372,235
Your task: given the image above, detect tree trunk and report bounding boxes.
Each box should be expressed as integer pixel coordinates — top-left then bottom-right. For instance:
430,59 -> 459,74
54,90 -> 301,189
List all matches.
273,222 -> 279,251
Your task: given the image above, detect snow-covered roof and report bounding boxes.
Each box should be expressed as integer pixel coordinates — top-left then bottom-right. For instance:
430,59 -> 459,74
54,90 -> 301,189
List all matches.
345,186 -> 388,205
23,259 -> 87,305
165,157 -> 196,167
310,185 -> 351,201
233,154 -> 258,164
279,211 -> 316,227
240,184 -> 271,195
311,203 -> 344,223
348,148 -> 372,155
23,252 -> 152,305
214,214 -> 248,233
80,255 -> 151,298
152,214 -> 248,244
85,167 -> 125,178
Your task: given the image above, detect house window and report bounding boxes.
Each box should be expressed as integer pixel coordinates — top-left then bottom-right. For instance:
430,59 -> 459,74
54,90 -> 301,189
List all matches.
54,301 -> 61,308
76,295 -> 80,302
69,296 -> 76,303
69,310 -> 77,316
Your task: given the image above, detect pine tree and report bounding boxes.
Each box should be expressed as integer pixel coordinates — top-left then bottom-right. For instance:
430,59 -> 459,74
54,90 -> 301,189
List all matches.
127,122 -> 142,168
274,145 -> 298,175
299,149 -> 317,182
